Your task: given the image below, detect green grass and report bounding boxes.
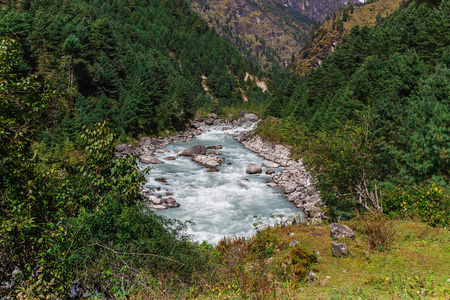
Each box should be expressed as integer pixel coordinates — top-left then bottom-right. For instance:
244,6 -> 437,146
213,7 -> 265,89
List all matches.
130,220 -> 449,299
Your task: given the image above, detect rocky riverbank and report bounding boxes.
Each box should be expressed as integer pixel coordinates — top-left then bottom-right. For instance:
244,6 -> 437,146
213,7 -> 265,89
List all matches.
235,130 -> 327,224
115,113 -> 326,224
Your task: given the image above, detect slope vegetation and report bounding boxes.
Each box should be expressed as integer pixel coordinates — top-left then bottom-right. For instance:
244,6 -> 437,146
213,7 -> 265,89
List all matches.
261,0 -> 450,221
189,0 -> 359,69
0,0 -> 263,139
291,0 -> 402,76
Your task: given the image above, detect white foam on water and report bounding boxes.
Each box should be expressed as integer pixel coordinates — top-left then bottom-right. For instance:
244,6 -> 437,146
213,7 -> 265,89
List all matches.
141,125 -> 299,245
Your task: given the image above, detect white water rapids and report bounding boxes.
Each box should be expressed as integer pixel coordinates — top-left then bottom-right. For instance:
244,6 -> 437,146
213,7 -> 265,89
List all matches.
140,125 -> 299,245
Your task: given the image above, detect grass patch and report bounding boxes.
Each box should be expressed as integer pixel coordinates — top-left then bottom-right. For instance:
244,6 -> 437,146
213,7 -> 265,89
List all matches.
129,220 -> 449,299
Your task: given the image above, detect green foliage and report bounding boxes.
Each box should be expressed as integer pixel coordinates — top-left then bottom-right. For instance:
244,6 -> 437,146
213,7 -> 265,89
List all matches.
336,18 -> 344,33
0,38 -> 214,298
342,8 -> 349,22
0,0 -> 257,137
250,228 -> 280,258
352,213 -> 395,251
1,37 -> 69,298
62,34 -> 81,57
384,184 -> 450,227
258,0 -> 450,220
286,245 -> 317,280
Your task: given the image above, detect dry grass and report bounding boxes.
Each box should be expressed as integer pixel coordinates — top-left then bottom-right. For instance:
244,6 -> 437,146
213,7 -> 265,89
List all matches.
130,220 -> 449,299
197,221 -> 450,299
344,0 -> 402,31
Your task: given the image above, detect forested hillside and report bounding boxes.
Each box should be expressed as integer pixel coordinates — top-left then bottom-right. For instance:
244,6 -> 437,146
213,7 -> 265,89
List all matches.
188,0 -> 360,69
290,0 -> 402,76
260,0 -> 450,221
189,0 -> 313,69
0,0 -> 265,297
0,0 -> 263,140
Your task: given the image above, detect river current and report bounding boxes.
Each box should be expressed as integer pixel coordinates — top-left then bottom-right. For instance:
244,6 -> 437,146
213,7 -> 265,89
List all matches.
140,125 -> 299,244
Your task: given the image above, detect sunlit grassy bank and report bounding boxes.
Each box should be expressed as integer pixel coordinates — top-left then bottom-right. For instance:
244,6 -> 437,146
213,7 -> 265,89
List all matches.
131,219 -> 449,299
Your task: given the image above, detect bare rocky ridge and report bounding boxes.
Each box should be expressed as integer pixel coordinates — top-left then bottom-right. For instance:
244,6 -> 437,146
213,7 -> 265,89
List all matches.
189,0 -> 359,68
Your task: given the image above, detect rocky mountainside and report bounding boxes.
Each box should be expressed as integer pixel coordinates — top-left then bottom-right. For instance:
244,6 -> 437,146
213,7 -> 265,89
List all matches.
271,0 -> 360,22
290,0 -> 402,76
188,0 -> 360,69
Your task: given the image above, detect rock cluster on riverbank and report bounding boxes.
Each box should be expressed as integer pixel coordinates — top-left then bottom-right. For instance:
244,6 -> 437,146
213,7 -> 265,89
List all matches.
115,113 -> 326,222
235,130 -> 327,224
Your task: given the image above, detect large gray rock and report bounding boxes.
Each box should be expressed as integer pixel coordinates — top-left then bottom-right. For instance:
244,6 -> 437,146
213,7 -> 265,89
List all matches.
246,163 -> 262,174
193,155 -> 222,168
331,241 -> 350,257
165,197 -> 180,207
283,184 -> 298,194
243,113 -> 258,122
261,160 -> 279,168
116,144 -> 136,156
148,195 -> 162,205
178,145 -> 207,157
139,155 -> 163,164
330,223 -> 355,239
207,113 -> 218,120
205,118 -> 214,125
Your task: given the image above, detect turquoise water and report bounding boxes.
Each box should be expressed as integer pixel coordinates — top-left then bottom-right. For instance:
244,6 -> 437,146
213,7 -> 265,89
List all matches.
140,125 -> 299,244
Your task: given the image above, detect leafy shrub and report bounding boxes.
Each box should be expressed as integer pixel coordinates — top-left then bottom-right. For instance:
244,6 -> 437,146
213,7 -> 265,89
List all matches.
250,227 -> 281,258
280,245 -> 317,281
352,213 -> 394,251
384,184 -> 450,227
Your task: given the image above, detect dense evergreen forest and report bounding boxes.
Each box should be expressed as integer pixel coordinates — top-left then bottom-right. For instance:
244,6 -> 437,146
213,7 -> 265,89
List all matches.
0,0 -> 265,297
0,0 -> 265,140
260,0 -> 450,221
1,0 -> 449,298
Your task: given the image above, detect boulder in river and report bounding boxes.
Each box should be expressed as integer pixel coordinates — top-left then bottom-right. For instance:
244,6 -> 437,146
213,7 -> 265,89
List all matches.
193,155 -> 222,168
155,178 -> 167,183
164,156 -> 176,161
165,197 -> 180,207
150,205 -> 168,210
207,145 -> 223,150
246,163 -> 262,174
148,195 -> 162,205
139,155 -> 163,164
178,145 -> 207,157
207,113 -> 218,120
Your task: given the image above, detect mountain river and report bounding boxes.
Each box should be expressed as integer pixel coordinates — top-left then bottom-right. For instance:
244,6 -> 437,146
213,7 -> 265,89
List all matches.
140,125 -> 299,245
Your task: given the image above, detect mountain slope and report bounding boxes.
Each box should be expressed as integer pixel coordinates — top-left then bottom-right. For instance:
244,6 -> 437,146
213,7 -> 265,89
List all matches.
0,0 -> 265,138
189,0 -> 359,69
290,0 -> 402,76
261,0 -> 450,219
